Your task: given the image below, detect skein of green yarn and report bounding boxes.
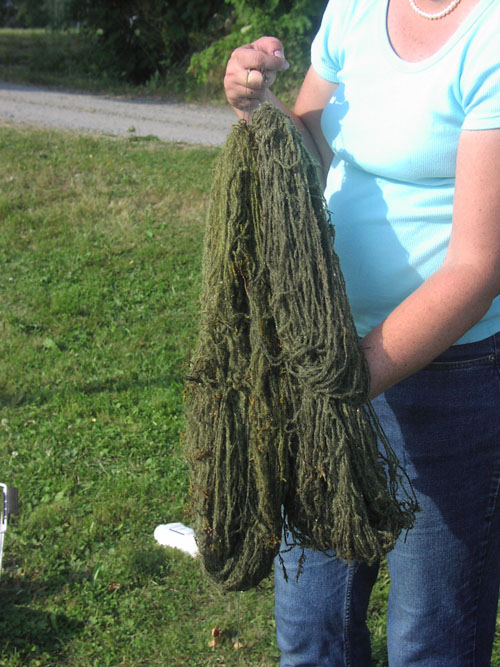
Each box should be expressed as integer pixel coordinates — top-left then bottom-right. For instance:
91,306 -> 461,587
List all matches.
184,103 -> 417,592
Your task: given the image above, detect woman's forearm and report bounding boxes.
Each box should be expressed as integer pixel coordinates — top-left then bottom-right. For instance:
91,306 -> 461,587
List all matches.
362,262 -> 497,399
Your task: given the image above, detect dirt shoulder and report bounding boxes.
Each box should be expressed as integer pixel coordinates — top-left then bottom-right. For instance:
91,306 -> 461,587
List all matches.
0,81 -> 236,146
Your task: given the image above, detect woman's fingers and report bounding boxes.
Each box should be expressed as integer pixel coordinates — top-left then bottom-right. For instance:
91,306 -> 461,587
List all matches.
224,37 -> 289,111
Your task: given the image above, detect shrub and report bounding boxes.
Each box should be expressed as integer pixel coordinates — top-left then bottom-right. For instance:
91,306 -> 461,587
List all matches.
188,0 -> 327,95
68,0 -> 230,84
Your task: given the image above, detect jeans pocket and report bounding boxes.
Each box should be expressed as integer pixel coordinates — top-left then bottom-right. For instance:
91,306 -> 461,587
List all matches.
427,353 -> 496,371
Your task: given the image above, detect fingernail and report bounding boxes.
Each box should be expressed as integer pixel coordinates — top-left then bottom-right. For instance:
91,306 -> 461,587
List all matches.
274,50 -> 289,70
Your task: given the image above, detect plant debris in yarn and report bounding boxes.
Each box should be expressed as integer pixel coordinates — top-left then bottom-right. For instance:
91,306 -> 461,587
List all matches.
184,103 -> 418,592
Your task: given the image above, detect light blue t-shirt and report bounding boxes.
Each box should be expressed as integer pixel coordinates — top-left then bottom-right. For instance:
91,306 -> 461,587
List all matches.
311,0 -> 500,343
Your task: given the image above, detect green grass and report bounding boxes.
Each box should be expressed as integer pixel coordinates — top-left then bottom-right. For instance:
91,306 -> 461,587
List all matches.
0,120 -> 396,667
0,123 -> 279,665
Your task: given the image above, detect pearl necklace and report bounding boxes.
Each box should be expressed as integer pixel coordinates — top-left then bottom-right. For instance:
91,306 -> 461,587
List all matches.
408,0 -> 462,19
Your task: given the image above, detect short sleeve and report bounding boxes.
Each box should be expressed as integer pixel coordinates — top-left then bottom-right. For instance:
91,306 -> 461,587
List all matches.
461,14 -> 500,130
310,0 -> 342,83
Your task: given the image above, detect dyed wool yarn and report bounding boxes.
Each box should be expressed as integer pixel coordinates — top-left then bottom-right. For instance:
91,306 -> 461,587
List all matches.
184,103 -> 417,591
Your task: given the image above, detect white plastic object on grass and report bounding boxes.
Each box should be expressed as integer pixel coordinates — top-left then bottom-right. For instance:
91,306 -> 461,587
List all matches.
1,484 -> 18,578
154,522 -> 199,557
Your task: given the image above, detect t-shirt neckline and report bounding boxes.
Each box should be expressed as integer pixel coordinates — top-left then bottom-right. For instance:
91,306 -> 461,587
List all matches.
380,0 -> 495,71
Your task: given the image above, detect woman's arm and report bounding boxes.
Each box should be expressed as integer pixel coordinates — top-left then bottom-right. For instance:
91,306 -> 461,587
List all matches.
362,128 -> 500,398
292,66 -> 337,182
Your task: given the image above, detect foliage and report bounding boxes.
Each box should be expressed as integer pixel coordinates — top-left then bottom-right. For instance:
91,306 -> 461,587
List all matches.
1,0 -> 69,28
1,0 -> 327,89
0,0 -> 17,26
188,0 -> 328,93
0,28 -> 199,100
66,0 -> 231,85
10,0 -> 49,27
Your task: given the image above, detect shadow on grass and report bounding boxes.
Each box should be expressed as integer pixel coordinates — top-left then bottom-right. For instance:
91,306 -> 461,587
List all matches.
0,370 -> 185,409
0,573 -> 84,662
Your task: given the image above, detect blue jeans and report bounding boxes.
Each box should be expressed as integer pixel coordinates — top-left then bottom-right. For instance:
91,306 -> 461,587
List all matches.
274,332 -> 500,666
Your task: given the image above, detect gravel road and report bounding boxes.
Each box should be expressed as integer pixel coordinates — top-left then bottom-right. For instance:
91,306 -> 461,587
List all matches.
0,81 -> 236,146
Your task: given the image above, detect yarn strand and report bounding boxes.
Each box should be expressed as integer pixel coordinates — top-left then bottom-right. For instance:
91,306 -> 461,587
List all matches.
184,104 -> 417,591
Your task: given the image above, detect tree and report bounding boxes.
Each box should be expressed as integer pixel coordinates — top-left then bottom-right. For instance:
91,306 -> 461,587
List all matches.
0,1 -> 17,26
189,0 -> 327,91
0,0 -> 71,28
67,0 -> 229,84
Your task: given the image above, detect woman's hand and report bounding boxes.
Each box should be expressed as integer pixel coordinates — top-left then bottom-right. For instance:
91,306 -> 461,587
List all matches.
224,37 -> 335,183
224,36 -> 289,116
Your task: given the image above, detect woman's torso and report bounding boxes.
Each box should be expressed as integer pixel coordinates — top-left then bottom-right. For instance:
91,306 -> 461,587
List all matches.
310,0 -> 500,343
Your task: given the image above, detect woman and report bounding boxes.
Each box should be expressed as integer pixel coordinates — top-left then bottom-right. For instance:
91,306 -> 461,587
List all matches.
224,0 -> 500,664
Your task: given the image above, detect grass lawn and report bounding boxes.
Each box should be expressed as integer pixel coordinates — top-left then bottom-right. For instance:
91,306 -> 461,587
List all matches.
0,120 -> 399,666
0,122 -> 279,665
